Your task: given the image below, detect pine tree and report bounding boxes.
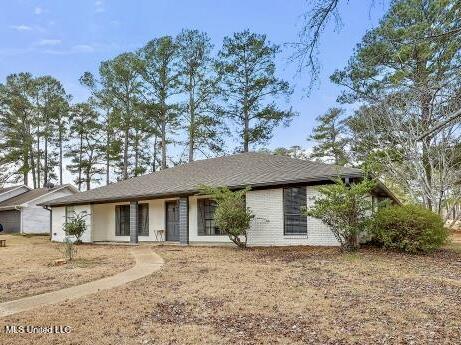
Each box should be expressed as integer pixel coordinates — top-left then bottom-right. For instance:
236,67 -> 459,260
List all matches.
66,103 -> 104,190
97,53 -> 143,180
0,73 -> 36,186
308,107 -> 349,166
177,29 -> 224,161
137,36 -> 182,169
216,30 -> 295,152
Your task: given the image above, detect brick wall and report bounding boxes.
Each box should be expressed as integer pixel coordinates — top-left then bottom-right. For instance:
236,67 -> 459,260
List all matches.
246,187 -> 339,246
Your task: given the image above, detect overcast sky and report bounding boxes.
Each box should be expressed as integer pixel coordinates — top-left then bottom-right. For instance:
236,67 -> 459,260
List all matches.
0,0 -> 388,154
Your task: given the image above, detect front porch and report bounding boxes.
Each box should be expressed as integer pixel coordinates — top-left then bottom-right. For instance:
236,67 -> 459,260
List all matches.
51,195 -> 234,245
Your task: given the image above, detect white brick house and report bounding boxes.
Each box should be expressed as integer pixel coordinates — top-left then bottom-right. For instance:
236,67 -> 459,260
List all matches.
42,153 -> 397,247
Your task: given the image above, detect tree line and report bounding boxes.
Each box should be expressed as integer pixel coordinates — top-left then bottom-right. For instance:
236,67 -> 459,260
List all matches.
304,0 -> 461,220
0,29 -> 294,190
1,0 -> 460,222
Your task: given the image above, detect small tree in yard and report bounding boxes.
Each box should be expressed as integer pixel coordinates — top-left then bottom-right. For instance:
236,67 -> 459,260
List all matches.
62,212 -> 88,244
58,237 -> 78,261
305,178 -> 375,251
199,185 -> 254,249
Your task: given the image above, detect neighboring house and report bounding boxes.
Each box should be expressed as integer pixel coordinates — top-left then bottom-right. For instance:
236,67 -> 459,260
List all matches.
0,185 -> 77,234
42,152 -> 398,246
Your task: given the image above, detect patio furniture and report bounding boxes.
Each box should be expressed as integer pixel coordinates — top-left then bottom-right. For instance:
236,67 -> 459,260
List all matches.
0,239 -> 6,247
154,229 -> 165,242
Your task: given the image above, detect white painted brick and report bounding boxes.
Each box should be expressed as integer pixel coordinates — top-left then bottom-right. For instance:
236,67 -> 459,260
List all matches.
246,186 -> 340,247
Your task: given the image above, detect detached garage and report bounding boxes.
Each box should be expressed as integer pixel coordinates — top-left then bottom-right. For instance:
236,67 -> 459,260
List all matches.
0,209 -> 20,233
0,185 -> 77,234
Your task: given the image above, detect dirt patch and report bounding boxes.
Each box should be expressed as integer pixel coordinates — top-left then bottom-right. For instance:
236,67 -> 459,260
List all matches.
1,243 -> 461,344
0,234 -> 135,302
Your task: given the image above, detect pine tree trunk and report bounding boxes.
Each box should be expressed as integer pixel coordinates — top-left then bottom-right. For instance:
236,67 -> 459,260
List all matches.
188,76 -> 195,162
152,136 -> 157,172
23,150 -> 29,186
106,129 -> 110,185
134,131 -> 139,176
59,127 -> 63,185
44,136 -> 48,187
29,142 -> 37,189
243,112 -> 249,152
161,118 -> 167,170
123,128 -> 129,179
36,126 -> 41,188
78,132 -> 83,191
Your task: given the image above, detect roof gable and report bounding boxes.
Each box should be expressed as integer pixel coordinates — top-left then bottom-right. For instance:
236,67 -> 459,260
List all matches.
0,185 -> 76,209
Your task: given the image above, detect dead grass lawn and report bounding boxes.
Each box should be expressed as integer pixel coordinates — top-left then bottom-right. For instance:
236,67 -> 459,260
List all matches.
1,241 -> 461,344
0,234 -> 134,303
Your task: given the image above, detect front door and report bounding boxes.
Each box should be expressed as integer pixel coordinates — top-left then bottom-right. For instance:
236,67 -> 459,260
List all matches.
166,201 -> 179,241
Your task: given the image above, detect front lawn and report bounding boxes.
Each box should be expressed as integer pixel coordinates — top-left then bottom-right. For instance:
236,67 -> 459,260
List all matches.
1,241 -> 460,344
0,234 -> 135,303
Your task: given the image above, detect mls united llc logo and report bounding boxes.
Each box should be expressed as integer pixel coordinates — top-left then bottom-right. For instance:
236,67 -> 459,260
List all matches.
4,325 -> 71,334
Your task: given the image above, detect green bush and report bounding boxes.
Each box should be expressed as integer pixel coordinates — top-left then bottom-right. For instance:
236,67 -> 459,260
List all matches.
198,185 -> 254,249
305,178 -> 375,252
62,212 -> 88,244
371,204 -> 449,253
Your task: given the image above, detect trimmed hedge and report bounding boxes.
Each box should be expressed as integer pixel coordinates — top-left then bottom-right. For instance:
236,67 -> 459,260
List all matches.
371,204 -> 449,254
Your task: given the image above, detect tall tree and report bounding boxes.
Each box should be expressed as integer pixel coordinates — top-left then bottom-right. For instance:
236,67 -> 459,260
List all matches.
177,29 -> 224,162
96,53 -> 143,180
308,107 -> 349,165
80,72 -> 122,185
0,73 -> 36,186
66,103 -> 104,191
138,36 -> 181,169
216,30 -> 295,152
332,0 -> 461,214
33,76 -> 69,186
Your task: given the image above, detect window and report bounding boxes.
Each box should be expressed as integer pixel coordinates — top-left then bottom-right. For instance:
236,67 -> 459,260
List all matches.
115,203 -> 149,236
197,198 -> 225,236
283,187 -> 307,235
65,206 -> 75,223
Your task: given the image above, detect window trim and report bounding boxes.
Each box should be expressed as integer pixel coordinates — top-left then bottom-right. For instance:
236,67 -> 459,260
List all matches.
283,186 -> 308,236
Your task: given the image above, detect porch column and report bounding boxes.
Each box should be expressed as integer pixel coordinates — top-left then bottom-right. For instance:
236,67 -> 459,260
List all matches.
178,197 -> 189,245
130,201 -> 138,244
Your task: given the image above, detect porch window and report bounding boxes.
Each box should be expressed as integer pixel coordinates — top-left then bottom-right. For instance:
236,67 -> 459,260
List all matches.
197,198 -> 225,236
115,203 -> 149,236
283,187 -> 307,235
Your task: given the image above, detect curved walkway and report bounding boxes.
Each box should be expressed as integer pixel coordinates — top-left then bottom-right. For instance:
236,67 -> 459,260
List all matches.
0,246 -> 164,318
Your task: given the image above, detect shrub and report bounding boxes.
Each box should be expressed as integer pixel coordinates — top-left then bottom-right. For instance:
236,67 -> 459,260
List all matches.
199,185 -> 254,249
62,212 -> 88,244
305,178 -> 375,251
371,204 -> 449,253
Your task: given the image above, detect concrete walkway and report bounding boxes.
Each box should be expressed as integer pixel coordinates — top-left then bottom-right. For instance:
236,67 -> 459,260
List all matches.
0,247 -> 164,318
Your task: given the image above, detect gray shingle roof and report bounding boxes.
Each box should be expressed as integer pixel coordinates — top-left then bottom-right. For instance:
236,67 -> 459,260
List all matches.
0,185 -> 75,209
0,185 -> 22,194
43,152 -> 363,207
